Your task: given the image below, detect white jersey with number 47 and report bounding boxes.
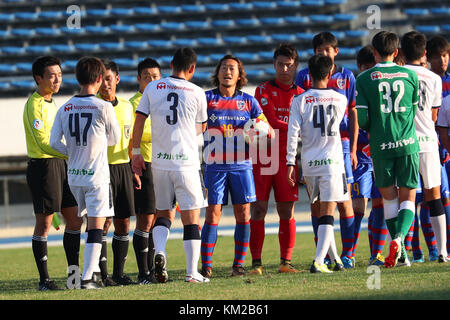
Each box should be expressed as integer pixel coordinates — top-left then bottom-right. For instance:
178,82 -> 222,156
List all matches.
287,88 -> 347,176
50,95 -> 121,187
404,64 -> 442,153
136,76 -> 208,171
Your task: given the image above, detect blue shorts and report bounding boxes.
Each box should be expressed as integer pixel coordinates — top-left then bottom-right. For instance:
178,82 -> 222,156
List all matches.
416,174 -> 423,204
442,163 -> 450,200
351,162 -> 373,199
204,168 -> 256,205
343,152 -> 354,184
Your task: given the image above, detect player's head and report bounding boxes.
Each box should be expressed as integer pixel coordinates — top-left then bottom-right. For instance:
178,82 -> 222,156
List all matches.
171,47 -> 197,80
394,48 -> 406,66
273,43 -> 299,85
426,35 -> 449,76
356,45 -> 376,72
75,56 -> 105,92
137,58 -> 161,92
32,55 -> 62,95
312,32 -> 339,63
401,31 -> 427,63
212,54 -> 248,91
308,54 -> 333,84
100,59 -> 120,101
371,31 -> 399,62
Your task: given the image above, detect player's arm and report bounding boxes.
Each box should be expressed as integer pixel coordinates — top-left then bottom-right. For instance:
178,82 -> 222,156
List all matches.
432,77 -> 443,123
286,97 -> 302,186
131,112 -> 147,176
49,109 -> 67,156
348,75 -> 358,169
255,87 -> 288,132
355,77 -> 370,131
437,97 -> 450,151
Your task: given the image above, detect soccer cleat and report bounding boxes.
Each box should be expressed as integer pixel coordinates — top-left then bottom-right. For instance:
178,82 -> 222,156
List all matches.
138,273 -> 155,285
279,262 -> 301,273
154,253 -> 169,283
397,247 -> 411,267
332,257 -> 345,271
412,253 -> 424,263
112,274 -> 135,286
429,250 -> 439,262
81,278 -> 102,290
38,279 -> 63,291
341,256 -> 355,269
102,275 -> 118,287
200,266 -> 212,278
230,264 -> 246,277
438,254 -> 449,263
185,273 -> 210,283
248,263 -> 263,275
324,257 -> 332,268
310,260 -> 333,273
385,237 -> 401,268
368,253 -> 385,266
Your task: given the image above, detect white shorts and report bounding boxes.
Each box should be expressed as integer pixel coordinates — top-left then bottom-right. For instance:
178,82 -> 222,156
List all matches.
304,173 -> 349,203
70,184 -> 114,218
152,168 -> 208,211
419,151 -> 441,189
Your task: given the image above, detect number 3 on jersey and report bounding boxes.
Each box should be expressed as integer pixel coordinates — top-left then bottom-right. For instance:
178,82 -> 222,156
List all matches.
379,80 -> 405,113
166,92 -> 179,125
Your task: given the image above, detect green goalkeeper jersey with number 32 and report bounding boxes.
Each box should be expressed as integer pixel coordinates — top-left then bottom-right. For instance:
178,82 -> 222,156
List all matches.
356,61 -> 420,159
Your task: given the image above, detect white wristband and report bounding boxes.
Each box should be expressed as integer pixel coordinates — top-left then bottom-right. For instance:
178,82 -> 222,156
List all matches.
132,148 -> 141,155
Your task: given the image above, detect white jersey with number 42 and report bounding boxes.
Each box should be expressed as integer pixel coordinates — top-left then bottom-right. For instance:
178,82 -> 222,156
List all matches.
404,64 -> 442,153
287,88 -> 348,176
136,76 -> 208,171
50,95 -> 121,187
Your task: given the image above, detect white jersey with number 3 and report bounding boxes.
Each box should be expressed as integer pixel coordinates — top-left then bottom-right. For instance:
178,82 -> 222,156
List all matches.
404,64 -> 442,153
136,76 -> 208,171
50,95 -> 120,187
287,88 -> 347,176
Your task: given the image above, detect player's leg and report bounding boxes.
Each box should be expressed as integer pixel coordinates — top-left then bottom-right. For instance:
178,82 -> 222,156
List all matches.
99,217 -> 114,285
368,195 -> 388,266
439,163 -> 450,260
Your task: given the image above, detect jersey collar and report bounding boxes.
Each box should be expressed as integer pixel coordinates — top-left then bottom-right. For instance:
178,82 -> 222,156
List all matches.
271,78 -> 297,91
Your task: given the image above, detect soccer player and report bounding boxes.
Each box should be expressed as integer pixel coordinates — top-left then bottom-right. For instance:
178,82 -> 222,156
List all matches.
295,32 -> 358,268
129,58 -> 162,284
353,46 -> 388,266
50,56 -> 120,289
402,31 -> 447,264
356,31 -> 420,268
250,44 -> 303,275
98,60 -> 136,285
23,55 -> 82,291
426,36 -> 450,98
200,54 -> 270,278
287,54 -> 348,273
132,48 -> 209,283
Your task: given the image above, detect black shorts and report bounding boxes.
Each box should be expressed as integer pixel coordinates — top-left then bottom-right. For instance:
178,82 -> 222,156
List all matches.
26,158 -> 77,215
109,163 -> 135,219
134,162 -> 156,214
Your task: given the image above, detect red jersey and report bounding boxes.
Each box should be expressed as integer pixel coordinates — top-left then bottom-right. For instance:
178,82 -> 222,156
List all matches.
254,79 -> 304,155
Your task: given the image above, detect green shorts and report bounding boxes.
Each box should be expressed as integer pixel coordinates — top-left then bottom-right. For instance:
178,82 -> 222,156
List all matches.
372,153 -> 419,189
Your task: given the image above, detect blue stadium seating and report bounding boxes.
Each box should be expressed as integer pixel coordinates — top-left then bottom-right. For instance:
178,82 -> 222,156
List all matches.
309,15 -> 334,23
223,36 -> 247,45
134,23 -> 160,32
284,16 -> 309,24
246,69 -> 265,78
114,58 -> 137,69
247,35 -> 271,44
229,3 -> 253,11
204,3 -> 229,12
254,1 -> 277,9
25,45 -> 50,54
302,0 -> 325,7
39,11 -> 63,20
0,82 -> 10,90
415,25 -> 441,34
211,20 -> 234,28
0,64 -> 16,73
260,17 -> 285,26
185,21 -> 209,30
35,28 -> 61,36
110,24 -> 136,33
235,18 -> 260,27
272,33 -> 296,42
157,6 -> 182,14
198,37 -> 222,46
160,22 -> 184,31
50,44 -> 75,53
100,42 -> 123,51
10,80 -> 34,90
84,25 -> 110,34
147,40 -> 172,48
132,7 -> 158,16
124,41 -> 148,50
86,9 -> 110,18
1,46 -> 25,55
11,29 -> 35,37
16,62 -> 32,72
173,38 -> 198,47
276,1 -> 301,8
74,43 -> 99,52
14,12 -> 39,20
0,13 -> 14,22
181,4 -> 206,13
110,8 -> 134,17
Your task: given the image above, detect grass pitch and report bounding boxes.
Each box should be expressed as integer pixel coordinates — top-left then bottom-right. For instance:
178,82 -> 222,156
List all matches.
0,231 -> 449,301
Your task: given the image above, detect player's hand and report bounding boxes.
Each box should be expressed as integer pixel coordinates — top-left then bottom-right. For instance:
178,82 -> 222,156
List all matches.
132,154 -> 145,176
133,173 -> 142,190
350,151 -> 358,170
287,165 -> 296,187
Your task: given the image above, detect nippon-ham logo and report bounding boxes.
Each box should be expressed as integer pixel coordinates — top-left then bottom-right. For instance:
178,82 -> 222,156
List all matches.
305,96 -> 316,103
371,71 -> 383,80
64,104 -> 73,111
156,82 -> 166,89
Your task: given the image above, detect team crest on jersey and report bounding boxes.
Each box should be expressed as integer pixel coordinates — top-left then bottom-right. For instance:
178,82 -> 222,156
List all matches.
33,119 -> 43,130
305,96 -> 316,104
371,71 -> 383,80
124,125 -> 130,139
156,82 -> 166,89
236,100 -> 246,110
260,97 -> 268,106
337,78 -> 346,89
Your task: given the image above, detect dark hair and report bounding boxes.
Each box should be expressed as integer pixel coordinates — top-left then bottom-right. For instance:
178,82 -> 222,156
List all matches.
137,58 -> 161,76
401,31 -> 427,62
356,45 -> 375,67
312,32 -> 338,50
32,55 -> 61,84
76,56 -> 106,85
426,35 -> 450,59
211,54 -> 248,90
393,48 -> 406,66
171,47 -> 197,72
372,31 -> 399,58
102,59 -> 119,75
308,54 -> 333,81
273,43 -> 299,62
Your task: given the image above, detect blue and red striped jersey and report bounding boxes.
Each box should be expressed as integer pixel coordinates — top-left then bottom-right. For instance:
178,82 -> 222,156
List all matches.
204,88 -> 262,171
295,65 -> 356,153
442,72 -> 450,98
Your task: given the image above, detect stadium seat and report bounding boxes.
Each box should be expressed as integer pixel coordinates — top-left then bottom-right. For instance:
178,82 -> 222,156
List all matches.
157,6 -> 182,14
253,1 -> 277,9
211,20 -> 234,28
258,51 -> 274,60
35,28 -> 61,36
245,69 -> 265,78
99,42 -> 123,50
196,54 -> 211,65
198,37 -> 222,46
14,12 -> 39,20
345,30 -> 369,38
86,9 -> 110,18
229,2 -> 253,10
296,32 -> 314,41
0,30 -> 10,38
173,38 -> 198,47
223,36 -> 247,45
114,58 -> 137,69
50,44 -> 75,53
159,56 -> 174,66
338,47 -> 357,56
84,25 -> 110,34
325,0 -> 347,4
61,60 -> 78,71
110,24 -> 135,33
1,46 -> 26,55
204,3 -> 229,11
415,25 -> 440,34
302,0 -> 325,7
284,16 -> 309,24
442,25 -> 450,32
235,52 -> 260,63
62,77 -> 79,87
10,80 -> 35,90
309,15 -> 334,23
11,28 -> 35,37
235,18 -> 260,27
333,31 -> 346,39
118,75 -> 136,85
264,67 -> 276,77
260,17 -> 285,26
134,23 -> 160,32
74,43 -> 100,52
276,1 -> 301,8
0,82 -> 11,90
210,53 -> 225,62
124,41 -> 148,50
334,13 -> 357,21
132,7 -> 158,16
0,64 -> 17,73
160,22 -> 184,31
247,35 -> 271,44
192,71 -> 211,81
181,4 -> 206,13
185,21 -> 209,30
430,8 -> 450,15
39,11 -> 64,20
0,13 -> 14,22
25,45 -> 51,54
110,8 -> 134,17
271,33 -> 296,42
404,8 -> 430,16
147,39 -> 172,48
61,26 -> 85,35
16,62 -> 33,72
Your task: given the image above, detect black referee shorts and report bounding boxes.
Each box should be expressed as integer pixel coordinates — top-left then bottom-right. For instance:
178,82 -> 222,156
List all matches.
26,158 -> 77,215
134,161 -> 156,215
109,162 -> 135,219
